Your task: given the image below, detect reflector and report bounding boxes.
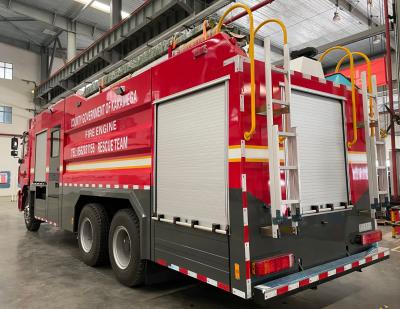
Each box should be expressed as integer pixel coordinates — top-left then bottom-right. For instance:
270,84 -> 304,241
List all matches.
356,230 -> 382,245
252,253 -> 294,276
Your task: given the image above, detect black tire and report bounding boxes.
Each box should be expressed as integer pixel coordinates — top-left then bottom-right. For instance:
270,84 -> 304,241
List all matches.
77,204 -> 109,266
23,194 -> 41,232
109,208 -> 145,286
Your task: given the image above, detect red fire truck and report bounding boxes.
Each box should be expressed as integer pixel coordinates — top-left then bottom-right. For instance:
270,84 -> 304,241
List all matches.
13,8 -> 389,303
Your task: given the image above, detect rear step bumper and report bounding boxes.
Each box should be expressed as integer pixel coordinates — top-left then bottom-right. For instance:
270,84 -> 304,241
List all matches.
254,246 -> 389,302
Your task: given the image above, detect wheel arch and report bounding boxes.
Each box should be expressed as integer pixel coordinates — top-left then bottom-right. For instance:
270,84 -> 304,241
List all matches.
73,190 -> 151,260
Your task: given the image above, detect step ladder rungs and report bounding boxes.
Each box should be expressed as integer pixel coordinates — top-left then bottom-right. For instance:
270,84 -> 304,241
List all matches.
281,200 -> 300,205
278,131 -> 296,137
280,165 -> 298,170
378,191 -> 388,195
377,166 -> 387,170
272,98 -> 289,106
375,140 -> 385,145
271,66 -> 288,74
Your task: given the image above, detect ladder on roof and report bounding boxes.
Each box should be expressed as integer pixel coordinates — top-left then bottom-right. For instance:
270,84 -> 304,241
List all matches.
361,71 -> 390,217
263,38 -> 301,238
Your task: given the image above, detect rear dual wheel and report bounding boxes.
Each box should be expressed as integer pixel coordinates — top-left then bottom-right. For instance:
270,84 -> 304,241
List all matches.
109,209 -> 145,286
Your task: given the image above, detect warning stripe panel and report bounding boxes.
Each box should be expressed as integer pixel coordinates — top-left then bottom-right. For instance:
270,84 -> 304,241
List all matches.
259,248 -> 389,300
156,259 -> 230,292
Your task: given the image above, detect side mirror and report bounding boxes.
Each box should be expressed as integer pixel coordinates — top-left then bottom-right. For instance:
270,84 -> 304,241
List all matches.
11,150 -> 18,157
11,137 -> 18,150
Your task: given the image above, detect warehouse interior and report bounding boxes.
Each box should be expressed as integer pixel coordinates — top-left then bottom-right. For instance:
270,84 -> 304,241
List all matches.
1,0 -> 400,308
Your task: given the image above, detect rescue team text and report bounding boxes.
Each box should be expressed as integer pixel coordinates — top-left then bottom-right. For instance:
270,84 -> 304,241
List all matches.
70,136 -> 128,158
70,90 -> 138,128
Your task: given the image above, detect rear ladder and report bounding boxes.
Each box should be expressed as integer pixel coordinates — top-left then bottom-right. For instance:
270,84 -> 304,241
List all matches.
361,71 -> 390,216
263,38 -> 301,238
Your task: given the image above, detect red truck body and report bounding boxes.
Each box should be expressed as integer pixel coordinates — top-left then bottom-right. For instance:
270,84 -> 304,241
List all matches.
17,32 -> 388,302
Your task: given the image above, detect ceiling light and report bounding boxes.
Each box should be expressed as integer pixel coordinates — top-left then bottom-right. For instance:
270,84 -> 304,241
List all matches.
74,0 -> 129,18
372,35 -> 381,44
333,10 -> 341,22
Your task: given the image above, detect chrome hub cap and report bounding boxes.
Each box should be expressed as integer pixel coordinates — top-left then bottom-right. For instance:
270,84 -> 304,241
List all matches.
113,226 -> 131,270
80,217 -> 93,253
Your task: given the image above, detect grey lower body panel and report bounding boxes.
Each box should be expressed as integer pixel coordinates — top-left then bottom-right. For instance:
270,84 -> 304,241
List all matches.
152,220 -> 230,286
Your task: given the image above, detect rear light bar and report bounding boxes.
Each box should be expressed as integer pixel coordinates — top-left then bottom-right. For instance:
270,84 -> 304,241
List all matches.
252,253 -> 294,277
356,230 -> 382,245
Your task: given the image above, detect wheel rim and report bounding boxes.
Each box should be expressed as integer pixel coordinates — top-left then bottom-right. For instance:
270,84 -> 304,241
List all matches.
113,226 -> 131,270
24,203 -> 31,225
80,217 -> 93,253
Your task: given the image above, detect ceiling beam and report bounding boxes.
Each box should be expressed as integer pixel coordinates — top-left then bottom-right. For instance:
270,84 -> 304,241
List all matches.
315,25 -> 395,53
0,0 -> 105,38
0,34 -> 65,58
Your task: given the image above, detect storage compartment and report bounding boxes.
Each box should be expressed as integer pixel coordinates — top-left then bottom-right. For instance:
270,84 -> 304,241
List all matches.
155,82 -> 228,229
290,90 -> 348,212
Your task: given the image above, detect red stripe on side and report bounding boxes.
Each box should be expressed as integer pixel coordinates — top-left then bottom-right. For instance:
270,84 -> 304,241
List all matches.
352,261 -> 360,268
179,267 -> 188,275
245,260 -> 251,279
197,274 -> 207,282
365,256 -> 373,263
217,282 -> 230,292
378,252 -> 385,259
318,272 -> 328,280
336,266 -> 345,274
156,259 -> 167,266
243,226 -> 249,243
299,278 -> 310,287
277,286 -> 289,295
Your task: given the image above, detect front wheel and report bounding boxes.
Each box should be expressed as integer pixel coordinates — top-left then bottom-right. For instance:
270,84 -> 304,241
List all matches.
109,209 -> 145,286
24,196 -> 41,232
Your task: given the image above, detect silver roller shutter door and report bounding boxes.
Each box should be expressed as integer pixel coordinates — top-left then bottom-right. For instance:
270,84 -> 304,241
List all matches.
290,90 -> 348,212
34,130 -> 47,183
156,83 -> 228,229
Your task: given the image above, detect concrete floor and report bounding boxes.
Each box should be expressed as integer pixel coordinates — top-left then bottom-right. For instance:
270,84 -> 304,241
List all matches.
1,197 -> 399,309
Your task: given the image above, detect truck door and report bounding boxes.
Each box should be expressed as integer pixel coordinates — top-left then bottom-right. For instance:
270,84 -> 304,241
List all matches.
47,126 -> 61,224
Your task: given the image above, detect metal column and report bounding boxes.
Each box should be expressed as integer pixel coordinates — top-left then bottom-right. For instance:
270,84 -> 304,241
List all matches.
67,22 -> 77,61
110,0 -> 122,27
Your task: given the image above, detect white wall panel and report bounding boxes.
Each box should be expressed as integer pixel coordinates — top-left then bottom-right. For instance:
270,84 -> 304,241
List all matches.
156,83 -> 228,228
290,90 -> 348,211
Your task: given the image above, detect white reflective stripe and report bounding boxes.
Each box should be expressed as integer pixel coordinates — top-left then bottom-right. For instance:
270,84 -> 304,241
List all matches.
309,275 -> 319,283
133,185 -> 139,190
85,184 -> 89,187
264,289 -> 278,299
123,184 -> 128,189
144,185 -> 150,190
233,288 -> 247,299
66,156 -> 151,172
243,208 -> 248,225
91,184 -> 96,188
45,166 -> 49,173
244,242 -> 250,261
344,264 -> 352,271
359,258 -> 366,265
328,270 -> 336,277
207,278 -> 218,287
229,146 -> 285,162
187,270 -> 197,278
30,168 -> 34,173
98,184 -> 103,188
106,184 -> 111,188
79,184 -> 83,187
241,174 -> 247,192
372,254 -> 378,261
246,279 -> 252,297
348,152 -> 367,164
168,264 -> 179,271
288,282 -> 299,291
114,185 -> 120,189
384,250 -> 390,256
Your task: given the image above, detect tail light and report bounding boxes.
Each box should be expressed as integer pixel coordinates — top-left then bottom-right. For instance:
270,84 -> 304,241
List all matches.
356,230 -> 382,245
252,253 -> 294,276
